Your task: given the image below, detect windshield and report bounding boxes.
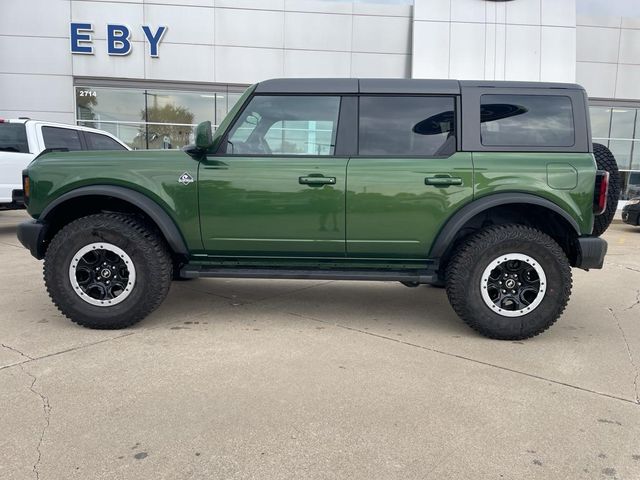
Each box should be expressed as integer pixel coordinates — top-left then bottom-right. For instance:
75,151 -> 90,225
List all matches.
0,123 -> 29,153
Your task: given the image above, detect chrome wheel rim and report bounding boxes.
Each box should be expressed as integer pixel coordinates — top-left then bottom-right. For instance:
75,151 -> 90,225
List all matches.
480,253 -> 546,317
68,242 -> 136,307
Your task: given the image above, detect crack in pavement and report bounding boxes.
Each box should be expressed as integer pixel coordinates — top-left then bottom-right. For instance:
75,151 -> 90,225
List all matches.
1,343 -> 34,360
608,306 -> 640,404
288,312 -> 640,406
623,289 -> 640,312
0,332 -> 136,373
19,364 -> 51,480
1,336 -> 141,477
607,262 -> 640,274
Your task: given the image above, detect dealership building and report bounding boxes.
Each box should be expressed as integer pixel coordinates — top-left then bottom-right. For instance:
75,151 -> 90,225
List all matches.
1,0 -> 639,199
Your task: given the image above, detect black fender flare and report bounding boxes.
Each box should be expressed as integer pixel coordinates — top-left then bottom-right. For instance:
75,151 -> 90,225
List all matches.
40,185 -> 189,255
429,193 -> 581,258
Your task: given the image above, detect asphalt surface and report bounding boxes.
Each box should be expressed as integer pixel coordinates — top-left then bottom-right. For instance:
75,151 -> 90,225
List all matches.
1,210 -> 639,480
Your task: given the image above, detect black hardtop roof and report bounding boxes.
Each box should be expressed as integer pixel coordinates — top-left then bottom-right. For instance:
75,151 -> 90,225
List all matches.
254,78 -> 585,95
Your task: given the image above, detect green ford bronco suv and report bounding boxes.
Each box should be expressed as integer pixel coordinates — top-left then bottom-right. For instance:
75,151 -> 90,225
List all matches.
17,79 -> 620,340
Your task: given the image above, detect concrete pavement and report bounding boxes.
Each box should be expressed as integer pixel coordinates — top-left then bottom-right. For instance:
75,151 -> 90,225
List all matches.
1,210 -> 639,479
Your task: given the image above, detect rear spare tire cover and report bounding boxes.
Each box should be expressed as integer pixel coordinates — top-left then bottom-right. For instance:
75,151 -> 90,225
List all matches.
592,143 -> 620,236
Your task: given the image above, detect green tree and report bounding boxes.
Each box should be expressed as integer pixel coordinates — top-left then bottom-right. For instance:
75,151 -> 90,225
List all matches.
138,104 -> 195,149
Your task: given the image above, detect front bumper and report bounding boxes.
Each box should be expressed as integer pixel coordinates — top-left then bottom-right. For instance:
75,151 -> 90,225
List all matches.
17,220 -> 47,259
575,236 -> 607,270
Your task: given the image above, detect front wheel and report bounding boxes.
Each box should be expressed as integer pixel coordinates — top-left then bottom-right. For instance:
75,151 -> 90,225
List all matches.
445,225 -> 572,340
44,214 -> 172,329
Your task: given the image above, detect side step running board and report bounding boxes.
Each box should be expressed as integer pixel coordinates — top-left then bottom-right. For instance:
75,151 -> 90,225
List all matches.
180,266 -> 436,284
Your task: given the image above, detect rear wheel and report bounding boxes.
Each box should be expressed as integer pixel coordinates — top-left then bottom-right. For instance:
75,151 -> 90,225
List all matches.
445,224 -> 572,340
592,143 -> 620,236
44,214 -> 172,329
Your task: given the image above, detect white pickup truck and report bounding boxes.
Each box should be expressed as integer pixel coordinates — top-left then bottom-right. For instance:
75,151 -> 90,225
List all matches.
0,118 -> 130,209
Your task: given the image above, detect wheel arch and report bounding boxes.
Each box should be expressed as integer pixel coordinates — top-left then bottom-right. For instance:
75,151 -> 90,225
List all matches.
39,185 -> 189,257
431,193 -> 582,269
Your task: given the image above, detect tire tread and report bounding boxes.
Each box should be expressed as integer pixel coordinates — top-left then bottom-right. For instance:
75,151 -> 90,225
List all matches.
44,213 -> 172,329
592,143 -> 620,237
445,224 -> 572,340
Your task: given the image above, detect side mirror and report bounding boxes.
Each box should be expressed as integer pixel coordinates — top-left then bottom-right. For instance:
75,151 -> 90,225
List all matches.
195,121 -> 213,150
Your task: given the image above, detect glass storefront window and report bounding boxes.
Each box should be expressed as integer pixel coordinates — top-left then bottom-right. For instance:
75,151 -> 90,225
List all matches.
610,108 -> 636,138
75,84 -> 247,150
609,108 -> 636,170
77,87 -> 144,125
145,90 -> 215,125
589,106 -> 611,141
590,104 -> 640,200
215,93 -> 229,129
633,113 -> 640,171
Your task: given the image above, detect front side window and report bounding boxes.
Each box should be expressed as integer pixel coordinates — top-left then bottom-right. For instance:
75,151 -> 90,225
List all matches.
358,96 -> 456,156
480,94 -> 574,147
41,126 -> 82,151
226,96 -> 340,156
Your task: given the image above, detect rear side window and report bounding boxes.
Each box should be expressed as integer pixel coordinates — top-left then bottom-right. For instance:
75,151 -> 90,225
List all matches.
358,96 -> 455,156
85,132 -> 127,150
42,126 -> 82,151
0,123 -> 29,153
480,94 -> 574,147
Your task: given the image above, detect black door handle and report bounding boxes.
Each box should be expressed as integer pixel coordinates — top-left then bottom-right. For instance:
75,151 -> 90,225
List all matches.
425,175 -> 463,187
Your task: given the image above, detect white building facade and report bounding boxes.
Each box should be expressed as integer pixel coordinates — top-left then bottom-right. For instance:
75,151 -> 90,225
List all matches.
1,0 -> 639,197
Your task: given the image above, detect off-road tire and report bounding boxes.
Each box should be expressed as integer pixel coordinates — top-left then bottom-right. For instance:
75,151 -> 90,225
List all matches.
592,143 -> 620,236
44,213 -> 172,329
445,224 -> 572,340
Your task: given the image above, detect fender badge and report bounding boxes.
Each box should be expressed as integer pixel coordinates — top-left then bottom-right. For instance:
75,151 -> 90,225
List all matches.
178,172 -> 194,185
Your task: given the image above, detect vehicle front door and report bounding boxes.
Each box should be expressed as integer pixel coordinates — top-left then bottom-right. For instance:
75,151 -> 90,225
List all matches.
198,95 -> 348,257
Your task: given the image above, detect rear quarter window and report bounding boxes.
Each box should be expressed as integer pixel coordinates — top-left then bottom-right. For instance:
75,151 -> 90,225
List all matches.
41,126 -> 82,151
0,123 -> 29,153
480,94 -> 575,147
85,132 -> 127,150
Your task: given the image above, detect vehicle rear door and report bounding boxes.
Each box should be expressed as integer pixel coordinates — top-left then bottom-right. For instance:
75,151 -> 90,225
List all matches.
198,94 -> 351,257
346,94 -> 474,258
